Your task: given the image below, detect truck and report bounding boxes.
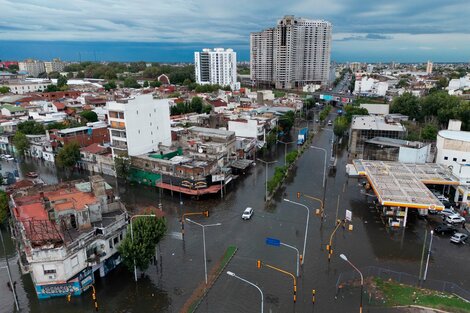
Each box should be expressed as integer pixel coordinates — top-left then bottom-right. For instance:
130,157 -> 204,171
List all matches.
297,127 -> 308,145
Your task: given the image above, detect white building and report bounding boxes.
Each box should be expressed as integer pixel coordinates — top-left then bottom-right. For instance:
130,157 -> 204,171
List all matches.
359,103 -> 390,116
228,119 -> 264,139
354,76 -> 388,97
426,61 -> 433,74
18,59 -> 46,77
194,48 -> 239,90
447,75 -> 470,95
6,81 -> 50,94
250,16 -> 332,89
44,58 -> 66,74
107,94 -> 172,157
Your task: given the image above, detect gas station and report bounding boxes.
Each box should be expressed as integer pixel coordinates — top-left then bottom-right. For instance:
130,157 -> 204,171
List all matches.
352,160 -> 461,227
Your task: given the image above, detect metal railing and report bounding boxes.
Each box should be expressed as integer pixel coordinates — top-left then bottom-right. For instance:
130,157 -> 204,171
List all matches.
336,266 -> 470,302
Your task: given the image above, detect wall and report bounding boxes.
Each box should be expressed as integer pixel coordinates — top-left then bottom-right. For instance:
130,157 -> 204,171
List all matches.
228,119 -> 261,138
398,145 -> 429,164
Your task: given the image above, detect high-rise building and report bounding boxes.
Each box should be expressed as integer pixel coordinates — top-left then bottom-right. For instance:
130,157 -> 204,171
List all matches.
44,58 -> 66,74
194,48 -> 238,90
426,61 -> 433,74
18,59 -> 46,77
250,15 -> 332,89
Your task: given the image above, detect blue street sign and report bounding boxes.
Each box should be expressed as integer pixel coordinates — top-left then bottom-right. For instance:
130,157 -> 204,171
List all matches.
265,237 -> 281,247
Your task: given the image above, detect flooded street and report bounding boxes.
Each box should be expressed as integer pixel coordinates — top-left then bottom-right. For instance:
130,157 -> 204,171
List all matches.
1,115 -> 469,313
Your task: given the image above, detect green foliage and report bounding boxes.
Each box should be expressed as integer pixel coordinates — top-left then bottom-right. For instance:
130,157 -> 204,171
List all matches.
114,153 -> 131,180
190,97 -> 204,114
44,84 -> 59,92
421,123 -> 439,140
103,80 -> 117,91
47,71 -> 61,79
13,132 -> 30,155
0,86 -> 11,94
149,81 -> 162,88
143,80 -> 149,88
57,75 -> 68,88
0,191 -> 9,225
123,77 -> 141,88
79,110 -> 98,123
46,122 -> 68,130
286,150 -> 298,165
319,105 -> 332,121
194,84 -> 226,93
278,111 -> 295,132
118,215 -> 167,271
18,120 -> 45,135
267,166 -> 287,193
333,116 -> 349,137
390,92 -> 421,121
397,78 -> 409,88
266,129 -> 278,148
273,90 -> 286,98
344,105 -> 368,123
56,142 -> 81,169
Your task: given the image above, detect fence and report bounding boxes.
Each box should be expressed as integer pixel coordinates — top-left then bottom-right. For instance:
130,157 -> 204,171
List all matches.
336,266 -> 470,302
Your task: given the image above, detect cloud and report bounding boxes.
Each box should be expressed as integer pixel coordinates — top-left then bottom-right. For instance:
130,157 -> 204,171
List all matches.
335,33 -> 393,41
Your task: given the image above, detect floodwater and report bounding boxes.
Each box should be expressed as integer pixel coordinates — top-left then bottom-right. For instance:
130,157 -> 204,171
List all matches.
1,114 -> 469,313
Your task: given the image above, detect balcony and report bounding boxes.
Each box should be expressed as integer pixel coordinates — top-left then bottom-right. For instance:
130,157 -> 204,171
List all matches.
110,121 -> 126,130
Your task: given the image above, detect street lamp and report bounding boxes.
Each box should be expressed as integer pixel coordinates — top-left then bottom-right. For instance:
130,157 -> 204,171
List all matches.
340,254 -> 363,313
423,230 -> 434,281
226,271 -> 264,313
283,198 -> 310,265
130,214 -> 156,282
257,158 -> 277,202
310,145 -> 328,220
186,218 -> 222,284
266,237 -> 300,277
277,140 -> 296,167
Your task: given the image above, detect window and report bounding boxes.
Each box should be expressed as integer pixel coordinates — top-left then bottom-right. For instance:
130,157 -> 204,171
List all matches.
113,237 -> 119,245
119,233 -> 123,241
109,239 -> 113,249
453,158 -> 457,162
463,159 -> 467,162
444,156 -> 448,160
43,264 -> 56,275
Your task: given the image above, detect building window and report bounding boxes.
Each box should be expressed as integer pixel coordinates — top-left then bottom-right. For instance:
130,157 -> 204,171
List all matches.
462,159 -> 467,162
43,265 -> 56,275
444,156 -> 448,160
109,239 -> 113,249
120,233 -> 123,241
113,237 -> 119,245
453,158 -> 457,161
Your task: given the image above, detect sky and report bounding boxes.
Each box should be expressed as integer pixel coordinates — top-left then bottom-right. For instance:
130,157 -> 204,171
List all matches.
1,0 -> 470,63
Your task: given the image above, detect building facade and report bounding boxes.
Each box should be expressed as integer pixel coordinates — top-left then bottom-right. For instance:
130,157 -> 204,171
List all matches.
106,94 -> 172,157
250,16 -> 332,89
194,48 -> 238,90
18,59 -> 46,77
44,59 -> 66,74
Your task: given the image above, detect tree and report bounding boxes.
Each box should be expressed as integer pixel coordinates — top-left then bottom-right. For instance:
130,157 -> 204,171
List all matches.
149,81 -> 162,88
17,120 -> 45,135
0,191 -> 9,225
123,77 -> 141,88
143,80 -> 149,88
13,132 -> 29,155
118,213 -> 167,272
278,111 -> 295,132
46,122 -> 68,130
104,80 -> 117,91
57,75 -> 68,88
421,123 -> 438,140
390,92 -> 421,121
0,86 -> 10,94
114,153 -> 131,180
56,142 -> 81,169
44,84 -> 59,92
333,116 -> 349,137
76,71 -> 85,78
80,110 -> 98,123
344,105 -> 368,123
190,97 -> 203,114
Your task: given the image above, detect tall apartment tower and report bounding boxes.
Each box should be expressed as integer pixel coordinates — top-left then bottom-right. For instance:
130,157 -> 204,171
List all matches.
426,61 -> 433,75
18,59 -> 46,77
194,48 -> 238,90
250,16 -> 332,89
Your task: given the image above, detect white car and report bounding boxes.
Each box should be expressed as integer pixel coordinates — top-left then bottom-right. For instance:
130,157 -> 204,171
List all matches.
450,233 -> 468,244
327,120 -> 332,126
4,155 -> 14,161
445,214 -> 465,225
242,207 -> 254,220
439,208 -> 457,218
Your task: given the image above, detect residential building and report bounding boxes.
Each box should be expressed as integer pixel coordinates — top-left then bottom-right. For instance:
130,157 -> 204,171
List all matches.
79,143 -> 115,176
11,176 -> 127,299
363,137 -> 431,164
18,59 -> 46,77
106,94 -> 172,157
1,104 -> 28,117
228,119 -> 265,139
48,122 -> 110,148
6,81 -> 50,94
436,120 -> 470,167
194,48 -> 238,90
354,76 -> 389,97
359,103 -> 390,116
250,16 -> 332,89
426,61 -> 433,75
349,115 -> 406,159
44,59 -> 66,74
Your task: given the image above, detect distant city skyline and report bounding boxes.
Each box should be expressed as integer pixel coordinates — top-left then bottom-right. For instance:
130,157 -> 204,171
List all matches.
1,0 -> 470,63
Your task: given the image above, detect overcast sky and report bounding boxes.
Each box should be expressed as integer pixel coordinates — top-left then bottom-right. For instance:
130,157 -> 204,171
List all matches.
1,0 -> 469,62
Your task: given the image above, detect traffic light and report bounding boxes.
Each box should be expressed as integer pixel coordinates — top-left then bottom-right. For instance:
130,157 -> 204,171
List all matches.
67,293 -> 71,302
326,244 -> 330,251
312,289 -> 316,304
297,192 -> 301,199
257,260 -> 261,269
203,210 -> 209,217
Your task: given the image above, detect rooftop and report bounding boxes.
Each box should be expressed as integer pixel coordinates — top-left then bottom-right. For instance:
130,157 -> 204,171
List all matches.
351,115 -> 405,132
189,126 -> 235,137
365,137 -> 427,149
353,160 -> 460,210
438,130 -> 470,142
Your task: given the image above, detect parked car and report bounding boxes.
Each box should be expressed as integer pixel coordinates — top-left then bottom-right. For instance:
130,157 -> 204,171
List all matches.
439,208 -> 457,218
242,207 -> 254,220
445,214 -> 465,225
327,120 -> 332,126
450,233 -> 468,244
3,154 -> 14,161
433,224 -> 457,235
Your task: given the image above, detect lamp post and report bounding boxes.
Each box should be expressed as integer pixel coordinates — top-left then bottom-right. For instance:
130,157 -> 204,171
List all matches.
185,218 -> 222,284
265,237 -> 300,277
226,271 -> 264,313
423,230 -> 434,281
283,198 -> 310,265
340,254 -> 363,313
130,214 -> 156,282
0,229 -> 19,311
257,158 -> 277,202
277,140 -> 296,167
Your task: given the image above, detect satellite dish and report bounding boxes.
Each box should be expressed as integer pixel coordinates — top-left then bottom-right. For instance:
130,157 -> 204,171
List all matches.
198,147 -> 203,153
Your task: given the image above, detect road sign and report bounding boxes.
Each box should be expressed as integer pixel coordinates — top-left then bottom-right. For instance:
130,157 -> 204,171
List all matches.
265,237 -> 281,247
346,209 -> 352,222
